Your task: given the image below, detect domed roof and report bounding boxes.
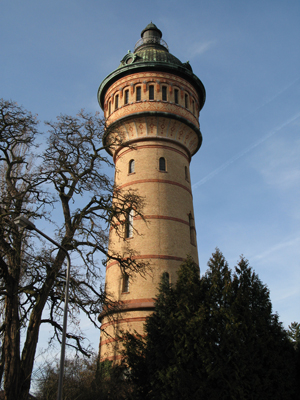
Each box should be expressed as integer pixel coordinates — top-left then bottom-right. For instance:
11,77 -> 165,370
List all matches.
98,23 -> 205,110
118,47 -> 184,69
116,23 -> 191,71
140,22 -> 162,38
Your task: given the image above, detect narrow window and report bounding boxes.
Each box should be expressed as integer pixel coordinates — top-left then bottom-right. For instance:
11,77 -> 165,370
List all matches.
174,89 -> 179,104
162,271 -> 170,285
115,94 -> 119,110
192,100 -> 195,114
122,273 -> 129,292
125,90 -> 129,105
185,166 -> 189,181
108,101 -> 111,115
136,86 -> 141,101
189,213 -> 195,245
185,94 -> 188,108
125,208 -> 134,238
129,159 -> 135,174
149,85 -> 154,100
162,86 -> 167,101
159,157 -> 166,172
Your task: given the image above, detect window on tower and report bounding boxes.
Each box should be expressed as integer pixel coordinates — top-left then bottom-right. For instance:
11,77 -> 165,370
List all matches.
124,89 -> 129,105
189,213 -> 196,245
136,86 -> 141,101
159,157 -> 166,172
122,273 -> 129,293
149,85 -> 154,100
162,86 -> 167,101
162,272 -> 170,285
108,101 -> 111,115
129,159 -> 135,174
125,208 -> 134,238
185,166 -> 189,182
185,94 -> 189,108
115,94 -> 119,110
174,89 -> 179,104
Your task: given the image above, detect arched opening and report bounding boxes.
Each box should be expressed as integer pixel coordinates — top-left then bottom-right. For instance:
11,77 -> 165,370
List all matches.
162,86 -> 167,101
129,159 -> 135,174
136,86 -> 141,101
185,166 -> 189,181
174,88 -> 179,104
124,89 -> 129,104
159,157 -> 166,172
149,85 -> 154,100
162,271 -> 170,285
125,208 -> 134,238
122,273 -> 129,293
189,213 -> 196,245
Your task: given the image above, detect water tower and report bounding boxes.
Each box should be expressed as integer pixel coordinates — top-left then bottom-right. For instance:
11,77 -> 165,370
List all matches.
98,23 -> 206,361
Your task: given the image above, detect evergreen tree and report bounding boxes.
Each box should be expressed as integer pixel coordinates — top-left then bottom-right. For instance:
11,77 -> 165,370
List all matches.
288,322 -> 300,350
123,250 -> 298,400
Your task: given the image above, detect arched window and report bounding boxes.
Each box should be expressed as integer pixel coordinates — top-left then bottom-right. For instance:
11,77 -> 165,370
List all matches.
162,86 -> 167,101
185,94 -> 188,108
129,159 -> 135,174
122,273 -> 129,292
125,208 -> 134,238
159,157 -> 166,172
124,89 -> 129,105
108,101 -> 111,115
149,85 -> 154,100
185,166 -> 189,181
115,94 -> 119,110
174,89 -> 179,104
136,86 -> 141,101
189,213 -> 196,245
162,271 -> 170,285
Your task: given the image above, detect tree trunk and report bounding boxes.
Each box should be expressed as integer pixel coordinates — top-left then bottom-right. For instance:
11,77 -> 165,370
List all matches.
3,278 -> 21,400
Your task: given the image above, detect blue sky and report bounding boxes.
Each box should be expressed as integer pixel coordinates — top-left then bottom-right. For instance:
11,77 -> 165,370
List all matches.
1,0 -> 299,356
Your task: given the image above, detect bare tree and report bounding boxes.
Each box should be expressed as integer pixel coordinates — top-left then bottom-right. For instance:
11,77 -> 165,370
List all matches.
0,99 -> 145,400
34,354 -> 132,400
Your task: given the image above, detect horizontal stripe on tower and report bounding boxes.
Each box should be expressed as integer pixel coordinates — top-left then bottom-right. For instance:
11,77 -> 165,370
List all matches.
100,333 -> 147,347
106,255 -> 185,270
116,144 -> 189,162
101,316 -> 148,331
98,298 -> 154,321
135,214 -> 189,225
117,178 -> 192,195
109,214 -> 190,230
100,354 -> 123,362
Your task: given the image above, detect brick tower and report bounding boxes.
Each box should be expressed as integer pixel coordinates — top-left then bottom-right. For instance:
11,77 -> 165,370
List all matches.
98,23 -> 206,361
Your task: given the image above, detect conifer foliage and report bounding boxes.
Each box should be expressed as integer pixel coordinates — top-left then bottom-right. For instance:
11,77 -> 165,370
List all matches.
123,250 -> 297,400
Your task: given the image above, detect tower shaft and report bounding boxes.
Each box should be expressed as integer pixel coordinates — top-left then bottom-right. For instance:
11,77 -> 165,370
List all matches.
98,23 -> 205,361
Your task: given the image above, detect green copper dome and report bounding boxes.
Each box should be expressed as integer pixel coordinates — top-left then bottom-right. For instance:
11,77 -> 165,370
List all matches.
98,23 -> 206,110
117,48 -> 184,69
115,22 -> 189,70
140,22 -> 162,38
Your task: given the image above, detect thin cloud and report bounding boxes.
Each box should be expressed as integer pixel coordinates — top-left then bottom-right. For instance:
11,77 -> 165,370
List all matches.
255,77 -> 300,114
192,112 -> 300,190
252,235 -> 300,262
189,40 -> 216,57
255,137 -> 300,191
224,77 -> 300,134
